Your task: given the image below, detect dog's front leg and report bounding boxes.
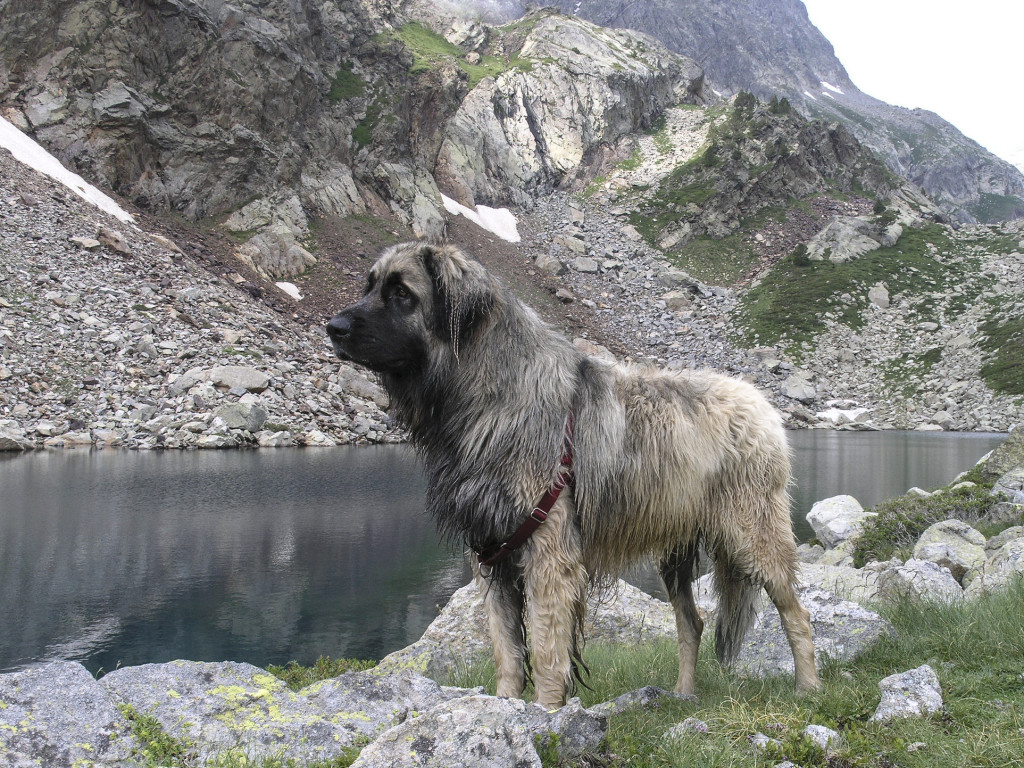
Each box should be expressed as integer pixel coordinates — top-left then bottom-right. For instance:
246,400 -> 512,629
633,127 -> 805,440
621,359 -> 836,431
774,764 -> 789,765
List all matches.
473,562 -> 528,699
523,501 -> 588,710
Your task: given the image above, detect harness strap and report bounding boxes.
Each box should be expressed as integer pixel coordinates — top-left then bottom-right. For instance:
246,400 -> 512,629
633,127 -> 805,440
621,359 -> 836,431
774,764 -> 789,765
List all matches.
476,411 -> 575,568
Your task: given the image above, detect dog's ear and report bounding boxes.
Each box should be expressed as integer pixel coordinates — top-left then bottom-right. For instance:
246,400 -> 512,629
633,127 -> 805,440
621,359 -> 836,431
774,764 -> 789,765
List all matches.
417,243 -> 495,357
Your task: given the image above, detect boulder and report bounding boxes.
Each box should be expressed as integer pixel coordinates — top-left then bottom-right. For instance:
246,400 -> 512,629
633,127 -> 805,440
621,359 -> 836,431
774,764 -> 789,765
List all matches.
806,216 -> 883,263
725,584 -> 894,679
991,467 -> 1024,506
781,373 -> 817,403
912,519 -> 986,583
867,282 -> 889,309
0,661 -> 138,767
350,694 -> 604,768
870,665 -> 943,722
0,424 -> 35,451
376,580 -> 676,679
877,558 -> 964,603
980,425 -> 1024,481
964,539 -> 1024,597
535,252 -> 567,276
214,402 -> 268,432
570,256 -> 600,273
806,495 -> 874,549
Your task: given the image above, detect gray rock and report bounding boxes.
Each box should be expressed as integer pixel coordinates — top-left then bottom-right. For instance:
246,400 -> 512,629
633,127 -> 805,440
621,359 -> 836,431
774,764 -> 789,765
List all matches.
965,539 -> 1024,597
729,585 -> 894,679
214,402 -> 268,432
349,695 -> 543,768
207,365 -> 271,393
302,668 -> 481,743
912,519 -> 986,583
806,495 -> 874,549
661,290 -> 692,311
980,425 -> 1024,481
0,424 -> 35,450
992,467 -> 1024,506
870,665 -> 943,722
984,526 -> 1024,554
797,562 -> 883,604
535,252 -> 567,276
868,282 -> 890,309
0,661 -> 137,768
877,558 -> 964,603
803,724 -> 841,750
664,717 -> 710,739
101,660 -> 357,764
526,697 -> 606,759
781,373 -> 816,403
570,256 -> 600,273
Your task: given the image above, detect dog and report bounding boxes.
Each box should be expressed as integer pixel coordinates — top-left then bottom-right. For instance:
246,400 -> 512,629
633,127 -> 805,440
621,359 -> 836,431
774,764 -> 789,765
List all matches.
326,241 -> 819,708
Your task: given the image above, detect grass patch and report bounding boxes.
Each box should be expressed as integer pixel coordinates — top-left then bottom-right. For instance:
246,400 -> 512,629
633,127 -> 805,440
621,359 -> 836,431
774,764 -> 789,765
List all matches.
734,223 -> 959,351
979,312 -> 1024,396
267,656 -> 377,691
444,579 -> 1024,767
120,703 -> 197,767
328,62 -> 364,102
851,481 -> 1009,567
386,21 -> 533,89
669,233 -> 759,285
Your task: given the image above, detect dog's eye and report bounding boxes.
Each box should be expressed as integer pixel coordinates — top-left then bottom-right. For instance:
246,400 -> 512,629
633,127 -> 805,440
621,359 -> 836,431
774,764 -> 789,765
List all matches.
395,286 -> 410,300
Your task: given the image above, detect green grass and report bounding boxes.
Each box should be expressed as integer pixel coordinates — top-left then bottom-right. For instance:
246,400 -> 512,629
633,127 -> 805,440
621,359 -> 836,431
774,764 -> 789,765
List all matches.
442,580 -> 1024,767
850,478 -> 1013,567
267,656 -> 376,691
386,21 -> 533,89
669,233 -> 760,285
328,62 -> 365,102
979,312 -> 1024,396
120,703 -> 197,767
734,223 -> 959,351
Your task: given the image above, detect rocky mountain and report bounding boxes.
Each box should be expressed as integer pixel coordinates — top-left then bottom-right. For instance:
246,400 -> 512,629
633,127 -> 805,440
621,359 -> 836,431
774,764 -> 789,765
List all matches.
1,0 -> 1023,451
410,0 -> 1024,226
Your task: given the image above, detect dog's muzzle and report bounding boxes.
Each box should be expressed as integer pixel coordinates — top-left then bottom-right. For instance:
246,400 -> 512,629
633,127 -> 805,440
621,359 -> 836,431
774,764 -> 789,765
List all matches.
326,314 -> 354,360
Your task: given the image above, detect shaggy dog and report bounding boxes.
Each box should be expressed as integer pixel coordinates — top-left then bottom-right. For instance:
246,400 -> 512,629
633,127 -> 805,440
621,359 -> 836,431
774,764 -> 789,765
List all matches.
326,241 -> 819,708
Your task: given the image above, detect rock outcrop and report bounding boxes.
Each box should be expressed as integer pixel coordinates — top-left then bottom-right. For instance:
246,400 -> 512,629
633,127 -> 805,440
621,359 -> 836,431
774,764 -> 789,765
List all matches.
434,12 -> 702,207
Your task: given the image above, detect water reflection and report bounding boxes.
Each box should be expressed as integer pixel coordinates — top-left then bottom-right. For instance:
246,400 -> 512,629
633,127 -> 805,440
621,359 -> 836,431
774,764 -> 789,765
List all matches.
0,447 -> 470,673
0,431 -> 1005,673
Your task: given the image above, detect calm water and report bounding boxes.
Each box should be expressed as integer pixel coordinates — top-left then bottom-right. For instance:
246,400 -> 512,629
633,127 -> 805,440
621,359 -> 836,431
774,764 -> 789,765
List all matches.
0,431 -> 1004,673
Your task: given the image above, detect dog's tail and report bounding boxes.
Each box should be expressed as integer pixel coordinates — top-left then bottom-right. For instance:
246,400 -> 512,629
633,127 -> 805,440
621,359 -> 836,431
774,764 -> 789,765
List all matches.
713,553 -> 760,665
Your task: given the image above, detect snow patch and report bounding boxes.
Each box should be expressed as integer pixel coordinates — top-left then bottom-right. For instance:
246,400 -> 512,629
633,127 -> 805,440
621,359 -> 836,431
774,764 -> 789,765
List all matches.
441,194 -> 521,243
275,282 -> 303,301
0,115 -> 135,224
820,81 -> 845,95
803,90 -> 818,102
822,91 -> 836,100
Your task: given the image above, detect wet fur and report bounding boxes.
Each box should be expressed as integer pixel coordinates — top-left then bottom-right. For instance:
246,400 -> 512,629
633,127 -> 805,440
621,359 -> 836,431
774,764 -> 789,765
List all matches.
327,241 -> 819,707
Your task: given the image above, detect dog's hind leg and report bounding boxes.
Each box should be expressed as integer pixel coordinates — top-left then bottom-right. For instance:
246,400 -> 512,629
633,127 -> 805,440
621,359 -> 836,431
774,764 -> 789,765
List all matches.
763,574 -> 820,693
659,542 -> 704,697
523,501 -> 588,709
474,564 -> 528,699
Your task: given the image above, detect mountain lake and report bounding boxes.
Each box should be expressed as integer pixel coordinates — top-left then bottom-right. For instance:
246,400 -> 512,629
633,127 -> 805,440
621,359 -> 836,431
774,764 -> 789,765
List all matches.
0,430 -> 1006,674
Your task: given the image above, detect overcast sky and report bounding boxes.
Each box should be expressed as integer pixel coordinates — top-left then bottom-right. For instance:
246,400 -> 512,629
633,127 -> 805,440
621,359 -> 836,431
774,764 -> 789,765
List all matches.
801,0 -> 1024,174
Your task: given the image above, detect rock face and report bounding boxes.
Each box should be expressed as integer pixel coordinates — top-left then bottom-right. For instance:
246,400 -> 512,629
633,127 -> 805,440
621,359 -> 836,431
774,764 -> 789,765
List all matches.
447,0 -> 1024,224
434,12 -> 702,208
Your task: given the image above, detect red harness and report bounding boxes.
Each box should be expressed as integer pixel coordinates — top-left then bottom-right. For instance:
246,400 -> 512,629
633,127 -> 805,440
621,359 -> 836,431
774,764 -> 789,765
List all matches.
476,412 -> 576,567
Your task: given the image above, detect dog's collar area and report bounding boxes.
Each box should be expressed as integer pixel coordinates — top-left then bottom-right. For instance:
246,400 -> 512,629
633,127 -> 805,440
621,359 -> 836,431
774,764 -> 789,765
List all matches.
476,411 -> 575,569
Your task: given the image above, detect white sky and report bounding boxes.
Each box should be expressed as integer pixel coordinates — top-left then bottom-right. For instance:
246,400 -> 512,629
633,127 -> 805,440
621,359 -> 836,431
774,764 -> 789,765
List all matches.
801,0 -> 1024,174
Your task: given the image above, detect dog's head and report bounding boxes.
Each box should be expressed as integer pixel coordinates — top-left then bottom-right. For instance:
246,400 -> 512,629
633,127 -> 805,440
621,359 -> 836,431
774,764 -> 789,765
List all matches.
326,241 -> 495,374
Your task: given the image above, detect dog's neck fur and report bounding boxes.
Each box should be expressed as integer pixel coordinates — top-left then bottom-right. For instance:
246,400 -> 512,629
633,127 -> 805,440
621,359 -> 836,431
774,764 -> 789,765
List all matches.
382,284 -> 584,548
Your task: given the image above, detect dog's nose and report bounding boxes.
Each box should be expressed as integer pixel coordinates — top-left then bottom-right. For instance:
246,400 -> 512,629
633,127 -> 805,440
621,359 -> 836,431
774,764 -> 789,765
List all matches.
326,315 -> 351,340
